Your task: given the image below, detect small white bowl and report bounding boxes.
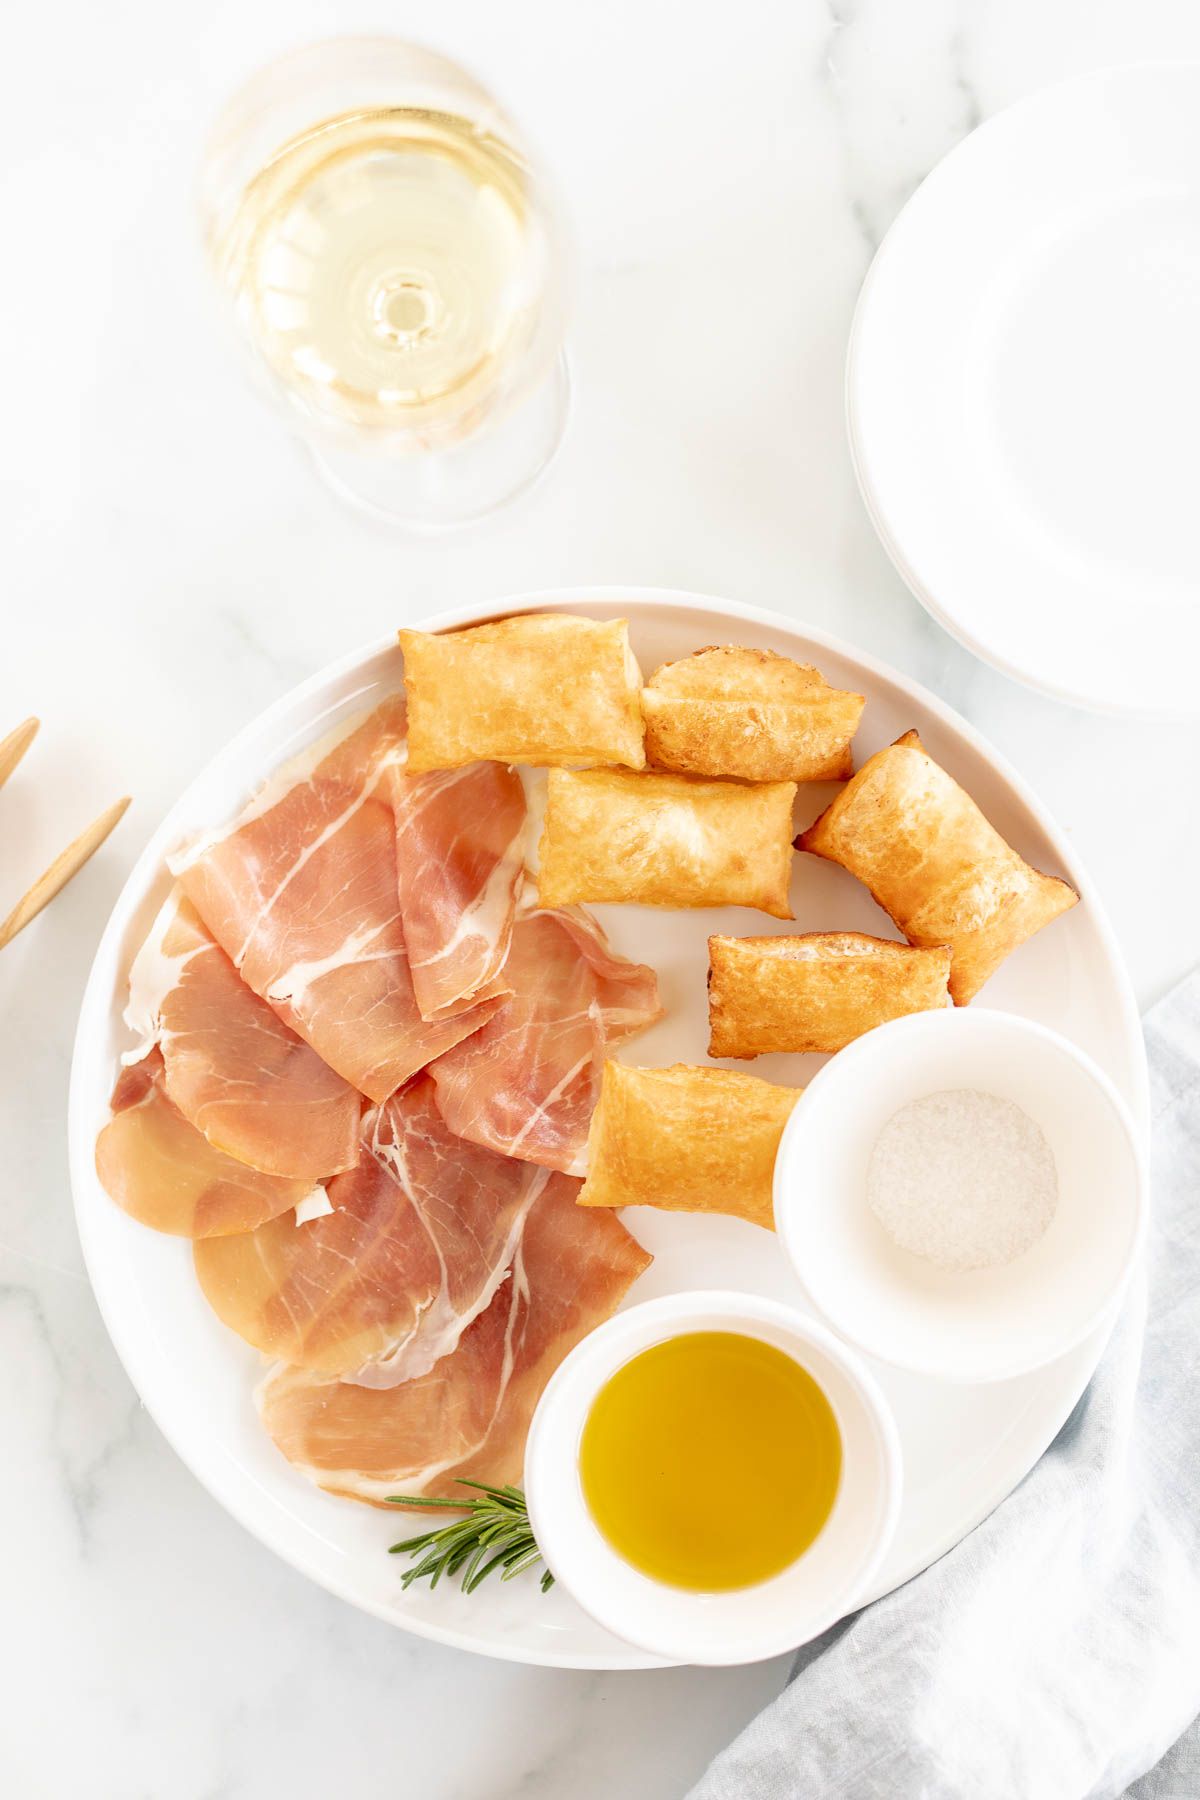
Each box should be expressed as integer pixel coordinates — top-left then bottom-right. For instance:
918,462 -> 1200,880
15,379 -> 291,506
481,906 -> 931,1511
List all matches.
774,1011 -> 1147,1384
524,1291 -> 901,1666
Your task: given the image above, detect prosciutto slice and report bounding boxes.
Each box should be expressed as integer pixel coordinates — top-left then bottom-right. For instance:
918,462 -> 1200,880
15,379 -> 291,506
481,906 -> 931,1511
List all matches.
123,888 -> 360,1183
95,1049 -> 313,1237
428,907 -> 662,1173
170,699 -> 501,1102
388,761 -> 526,1022
258,1174 -> 651,1504
194,1078 -> 547,1385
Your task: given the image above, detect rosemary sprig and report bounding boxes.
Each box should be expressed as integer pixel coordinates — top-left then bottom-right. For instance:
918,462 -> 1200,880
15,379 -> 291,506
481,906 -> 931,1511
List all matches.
386,1479 -> 553,1595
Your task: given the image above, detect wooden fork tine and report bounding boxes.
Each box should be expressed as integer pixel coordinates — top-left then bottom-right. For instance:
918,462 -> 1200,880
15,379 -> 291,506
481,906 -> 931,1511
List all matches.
0,796 -> 131,952
0,717 -> 39,791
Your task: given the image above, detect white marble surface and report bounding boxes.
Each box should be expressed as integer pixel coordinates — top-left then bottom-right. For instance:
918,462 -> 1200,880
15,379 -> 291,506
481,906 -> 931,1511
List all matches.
4,3 -> 1200,1795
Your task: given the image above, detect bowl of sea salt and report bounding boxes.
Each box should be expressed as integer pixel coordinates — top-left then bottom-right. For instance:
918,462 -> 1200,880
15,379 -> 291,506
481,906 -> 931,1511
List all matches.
773,1010 -> 1146,1383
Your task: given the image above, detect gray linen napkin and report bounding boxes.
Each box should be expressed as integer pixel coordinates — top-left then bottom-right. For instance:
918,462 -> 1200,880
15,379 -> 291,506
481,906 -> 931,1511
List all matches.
690,972 -> 1200,1800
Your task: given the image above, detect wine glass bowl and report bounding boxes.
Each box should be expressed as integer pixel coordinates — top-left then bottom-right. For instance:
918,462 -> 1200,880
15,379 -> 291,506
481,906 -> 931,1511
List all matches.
200,38 -> 571,526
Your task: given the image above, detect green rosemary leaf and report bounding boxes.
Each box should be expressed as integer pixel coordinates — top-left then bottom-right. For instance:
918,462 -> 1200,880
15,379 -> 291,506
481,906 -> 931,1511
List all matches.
502,1545 -> 543,1580
386,1479 -> 553,1595
463,1545 -> 517,1593
385,1492 -> 480,1512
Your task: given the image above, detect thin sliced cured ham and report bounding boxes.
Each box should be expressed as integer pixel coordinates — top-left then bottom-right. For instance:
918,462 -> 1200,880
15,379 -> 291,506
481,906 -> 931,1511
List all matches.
428,906 -> 662,1174
194,1077 -> 548,1386
170,699 -> 500,1102
388,760 -> 526,1022
95,1049 -> 313,1237
124,889 -> 360,1183
258,1174 -> 651,1504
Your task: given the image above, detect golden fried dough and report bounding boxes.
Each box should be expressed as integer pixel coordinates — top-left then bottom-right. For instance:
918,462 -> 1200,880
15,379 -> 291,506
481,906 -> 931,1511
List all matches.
577,1061 -> 802,1229
797,731 -> 1077,1003
400,614 -> 645,772
707,931 -> 951,1057
642,645 -> 864,782
536,767 -> 796,917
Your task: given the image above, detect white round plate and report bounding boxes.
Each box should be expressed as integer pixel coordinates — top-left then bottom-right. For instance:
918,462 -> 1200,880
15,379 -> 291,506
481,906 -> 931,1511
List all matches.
847,64 -> 1200,717
69,588 -> 1148,1668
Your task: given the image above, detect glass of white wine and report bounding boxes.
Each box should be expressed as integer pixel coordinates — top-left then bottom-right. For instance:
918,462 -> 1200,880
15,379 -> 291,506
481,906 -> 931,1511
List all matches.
201,39 -> 570,528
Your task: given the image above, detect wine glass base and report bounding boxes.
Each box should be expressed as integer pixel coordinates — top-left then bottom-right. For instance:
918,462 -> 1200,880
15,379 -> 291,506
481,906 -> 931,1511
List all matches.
307,355 -> 571,531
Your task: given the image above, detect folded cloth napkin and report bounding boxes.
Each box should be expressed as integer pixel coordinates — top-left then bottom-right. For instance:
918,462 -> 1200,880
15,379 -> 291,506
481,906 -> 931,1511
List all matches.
690,971 -> 1200,1800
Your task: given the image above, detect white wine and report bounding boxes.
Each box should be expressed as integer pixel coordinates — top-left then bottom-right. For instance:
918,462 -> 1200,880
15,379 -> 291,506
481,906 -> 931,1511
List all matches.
202,39 -> 569,522
213,107 -> 539,438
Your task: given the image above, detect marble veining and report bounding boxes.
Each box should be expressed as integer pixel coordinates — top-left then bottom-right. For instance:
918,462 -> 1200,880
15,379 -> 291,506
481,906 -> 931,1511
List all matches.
4,2 -> 1200,1796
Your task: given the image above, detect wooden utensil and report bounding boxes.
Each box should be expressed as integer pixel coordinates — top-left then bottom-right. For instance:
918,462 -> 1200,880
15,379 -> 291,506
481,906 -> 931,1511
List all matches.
0,716 -> 39,791
0,797 -> 131,951
0,718 -> 130,951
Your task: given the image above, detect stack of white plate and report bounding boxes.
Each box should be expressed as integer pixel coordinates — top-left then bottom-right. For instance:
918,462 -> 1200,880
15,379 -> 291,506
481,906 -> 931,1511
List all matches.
848,64 -> 1200,718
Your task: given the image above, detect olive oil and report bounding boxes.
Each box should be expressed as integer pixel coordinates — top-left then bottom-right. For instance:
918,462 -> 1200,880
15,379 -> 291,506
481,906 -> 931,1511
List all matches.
579,1332 -> 841,1592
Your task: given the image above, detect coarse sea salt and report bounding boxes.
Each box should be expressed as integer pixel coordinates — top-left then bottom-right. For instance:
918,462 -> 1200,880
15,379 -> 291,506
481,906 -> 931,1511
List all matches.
867,1088 -> 1058,1272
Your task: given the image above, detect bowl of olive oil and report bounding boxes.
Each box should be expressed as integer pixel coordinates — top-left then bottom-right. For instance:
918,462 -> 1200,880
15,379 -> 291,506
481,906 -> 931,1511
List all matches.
524,1293 -> 901,1665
